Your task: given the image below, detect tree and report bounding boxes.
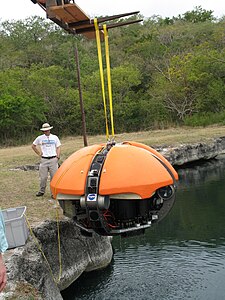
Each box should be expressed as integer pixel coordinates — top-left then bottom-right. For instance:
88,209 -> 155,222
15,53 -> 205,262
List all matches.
150,45 -> 225,121
179,6 -> 215,23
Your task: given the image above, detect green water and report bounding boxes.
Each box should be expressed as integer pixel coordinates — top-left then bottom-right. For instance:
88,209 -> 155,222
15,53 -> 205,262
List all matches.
62,157 -> 225,300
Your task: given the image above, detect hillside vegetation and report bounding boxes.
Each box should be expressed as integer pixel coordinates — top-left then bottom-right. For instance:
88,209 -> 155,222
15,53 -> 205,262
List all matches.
0,6 -> 225,145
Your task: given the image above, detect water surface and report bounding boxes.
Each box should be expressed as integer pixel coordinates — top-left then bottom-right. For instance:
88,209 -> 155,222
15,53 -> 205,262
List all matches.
62,157 -> 225,300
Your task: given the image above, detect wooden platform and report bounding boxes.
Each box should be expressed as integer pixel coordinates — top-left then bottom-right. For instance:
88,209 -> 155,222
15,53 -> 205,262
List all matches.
38,2 -> 141,39
47,3 -> 99,39
48,3 -> 89,24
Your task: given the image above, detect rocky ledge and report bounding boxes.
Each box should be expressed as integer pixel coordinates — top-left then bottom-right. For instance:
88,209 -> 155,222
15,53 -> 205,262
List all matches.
2,219 -> 113,300
2,136 -> 225,299
156,137 -> 225,166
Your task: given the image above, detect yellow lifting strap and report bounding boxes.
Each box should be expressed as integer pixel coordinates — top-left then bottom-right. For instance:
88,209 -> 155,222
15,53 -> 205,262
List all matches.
94,18 -> 115,139
103,24 -> 115,137
94,18 -> 109,139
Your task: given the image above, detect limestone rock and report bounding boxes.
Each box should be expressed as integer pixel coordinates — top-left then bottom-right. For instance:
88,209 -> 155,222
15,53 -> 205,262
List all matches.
3,219 -> 113,300
157,137 -> 225,166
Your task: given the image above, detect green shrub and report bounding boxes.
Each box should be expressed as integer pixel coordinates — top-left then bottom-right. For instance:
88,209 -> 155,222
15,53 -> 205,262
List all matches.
184,111 -> 225,126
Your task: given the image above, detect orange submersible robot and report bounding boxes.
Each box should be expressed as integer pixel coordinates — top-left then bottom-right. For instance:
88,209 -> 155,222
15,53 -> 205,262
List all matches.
51,141 -> 178,237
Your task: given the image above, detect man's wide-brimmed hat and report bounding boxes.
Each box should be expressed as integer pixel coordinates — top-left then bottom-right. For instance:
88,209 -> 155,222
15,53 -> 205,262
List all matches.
40,123 -> 53,131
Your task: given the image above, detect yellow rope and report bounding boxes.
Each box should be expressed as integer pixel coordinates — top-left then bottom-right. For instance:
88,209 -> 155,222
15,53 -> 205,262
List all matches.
94,18 -> 109,139
25,206 -> 62,285
103,24 -> 115,137
55,206 -> 62,282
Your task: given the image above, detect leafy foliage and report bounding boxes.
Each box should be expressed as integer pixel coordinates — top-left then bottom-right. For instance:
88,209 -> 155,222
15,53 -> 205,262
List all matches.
0,7 -> 224,144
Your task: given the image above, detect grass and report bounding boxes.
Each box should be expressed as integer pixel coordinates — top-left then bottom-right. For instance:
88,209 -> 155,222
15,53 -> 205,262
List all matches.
1,125 -> 225,226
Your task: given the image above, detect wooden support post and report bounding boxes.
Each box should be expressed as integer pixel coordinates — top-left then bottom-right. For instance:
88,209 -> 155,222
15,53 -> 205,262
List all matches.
75,46 -> 88,147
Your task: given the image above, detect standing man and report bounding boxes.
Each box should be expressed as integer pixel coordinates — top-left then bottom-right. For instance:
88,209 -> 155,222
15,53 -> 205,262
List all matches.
0,210 -> 8,292
32,123 -> 61,197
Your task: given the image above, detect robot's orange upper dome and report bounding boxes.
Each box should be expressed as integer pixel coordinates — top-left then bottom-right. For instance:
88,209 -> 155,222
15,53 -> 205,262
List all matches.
51,141 -> 178,199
